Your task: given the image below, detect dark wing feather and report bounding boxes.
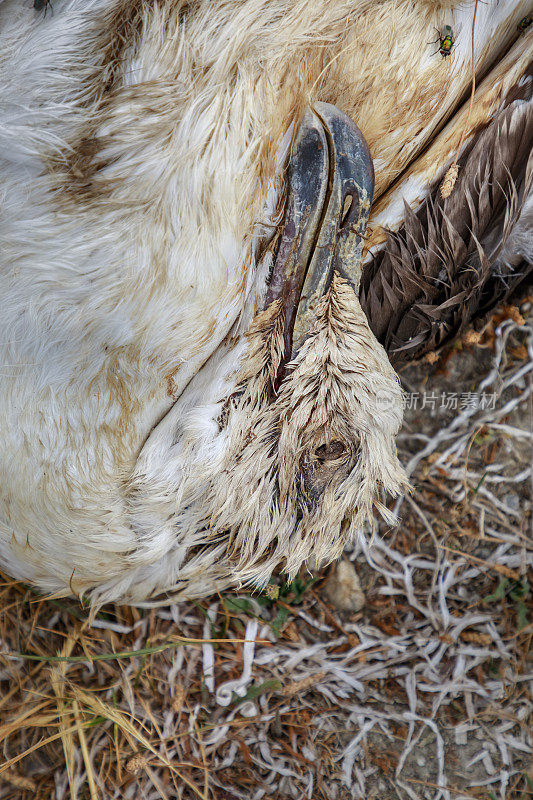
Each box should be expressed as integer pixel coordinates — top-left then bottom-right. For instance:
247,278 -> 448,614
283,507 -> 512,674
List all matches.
361,99 -> 533,365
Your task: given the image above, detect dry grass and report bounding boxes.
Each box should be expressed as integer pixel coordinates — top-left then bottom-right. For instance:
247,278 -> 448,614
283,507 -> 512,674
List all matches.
0,300 -> 531,800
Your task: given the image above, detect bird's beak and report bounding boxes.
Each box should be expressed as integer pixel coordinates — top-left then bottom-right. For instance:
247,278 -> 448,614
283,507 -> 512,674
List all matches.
264,102 -> 374,371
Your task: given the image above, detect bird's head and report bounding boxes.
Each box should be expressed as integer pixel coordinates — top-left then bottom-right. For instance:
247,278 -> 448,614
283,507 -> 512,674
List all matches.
130,104 -> 407,592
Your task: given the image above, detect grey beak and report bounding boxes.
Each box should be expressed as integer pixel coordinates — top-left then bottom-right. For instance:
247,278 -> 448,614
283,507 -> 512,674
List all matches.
264,102 -> 374,367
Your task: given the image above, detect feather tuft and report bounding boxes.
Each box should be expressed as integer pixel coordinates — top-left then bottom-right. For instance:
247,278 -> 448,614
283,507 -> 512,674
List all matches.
439,163 -> 459,199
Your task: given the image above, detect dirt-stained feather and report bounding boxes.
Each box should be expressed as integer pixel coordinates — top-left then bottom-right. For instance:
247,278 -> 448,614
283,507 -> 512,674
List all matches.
361,99 -> 533,363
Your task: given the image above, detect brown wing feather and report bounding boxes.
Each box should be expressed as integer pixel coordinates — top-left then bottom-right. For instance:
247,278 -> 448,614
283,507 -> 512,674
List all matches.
361,99 -> 533,364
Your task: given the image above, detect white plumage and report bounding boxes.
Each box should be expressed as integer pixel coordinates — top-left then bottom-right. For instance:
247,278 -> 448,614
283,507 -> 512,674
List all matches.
0,0 -> 529,604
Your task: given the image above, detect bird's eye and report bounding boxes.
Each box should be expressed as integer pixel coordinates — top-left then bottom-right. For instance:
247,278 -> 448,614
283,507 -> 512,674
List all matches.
314,440 -> 347,463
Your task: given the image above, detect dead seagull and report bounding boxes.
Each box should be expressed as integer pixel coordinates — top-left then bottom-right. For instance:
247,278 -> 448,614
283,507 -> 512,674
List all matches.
0,0 -> 530,605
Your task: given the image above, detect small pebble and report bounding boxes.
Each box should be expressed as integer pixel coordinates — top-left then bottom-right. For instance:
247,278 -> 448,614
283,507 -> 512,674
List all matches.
125,755 -> 147,775
454,726 -> 468,745
503,492 -> 520,512
323,560 -> 365,612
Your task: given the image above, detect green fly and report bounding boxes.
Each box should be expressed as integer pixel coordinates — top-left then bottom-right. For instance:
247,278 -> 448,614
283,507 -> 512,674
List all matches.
517,16 -> 532,34
34,0 -> 53,16
430,25 -> 455,58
